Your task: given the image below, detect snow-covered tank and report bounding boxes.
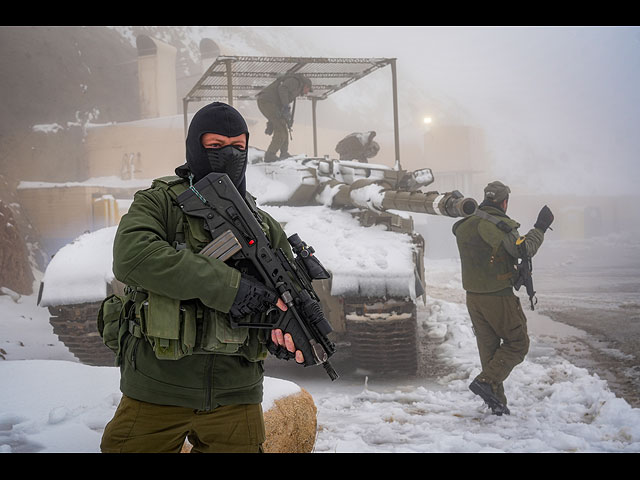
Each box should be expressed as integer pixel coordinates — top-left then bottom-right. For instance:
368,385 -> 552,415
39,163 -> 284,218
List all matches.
38,150 -> 476,375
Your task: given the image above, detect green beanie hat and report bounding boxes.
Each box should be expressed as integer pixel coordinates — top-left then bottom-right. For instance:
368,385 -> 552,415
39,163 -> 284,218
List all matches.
484,181 -> 511,203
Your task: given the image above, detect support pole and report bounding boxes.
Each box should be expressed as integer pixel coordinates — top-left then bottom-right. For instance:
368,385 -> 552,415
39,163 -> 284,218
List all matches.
183,98 -> 189,139
225,59 -> 233,106
390,59 -> 401,170
312,98 -> 318,157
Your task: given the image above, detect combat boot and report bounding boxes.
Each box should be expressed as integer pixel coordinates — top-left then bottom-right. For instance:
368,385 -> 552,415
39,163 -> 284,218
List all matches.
469,378 -> 511,416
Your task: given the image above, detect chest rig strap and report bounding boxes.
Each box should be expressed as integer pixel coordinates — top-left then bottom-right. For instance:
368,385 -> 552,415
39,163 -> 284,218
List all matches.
473,209 -> 513,233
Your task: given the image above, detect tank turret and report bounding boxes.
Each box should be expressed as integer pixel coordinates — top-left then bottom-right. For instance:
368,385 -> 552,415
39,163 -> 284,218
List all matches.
251,156 -> 477,218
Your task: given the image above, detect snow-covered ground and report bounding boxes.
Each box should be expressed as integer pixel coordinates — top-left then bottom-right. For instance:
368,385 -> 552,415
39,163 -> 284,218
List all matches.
2,255 -> 640,453
4,158 -> 640,453
0,281 -> 301,453
304,294 -> 640,453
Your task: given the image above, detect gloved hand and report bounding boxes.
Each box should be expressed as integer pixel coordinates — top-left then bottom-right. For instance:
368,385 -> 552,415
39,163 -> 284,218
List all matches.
534,205 -> 554,232
280,106 -> 292,125
268,329 -> 304,363
229,275 -> 279,318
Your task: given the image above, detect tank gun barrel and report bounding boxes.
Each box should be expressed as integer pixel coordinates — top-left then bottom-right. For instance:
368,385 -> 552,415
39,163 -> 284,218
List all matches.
381,189 -> 477,218
325,179 -> 477,218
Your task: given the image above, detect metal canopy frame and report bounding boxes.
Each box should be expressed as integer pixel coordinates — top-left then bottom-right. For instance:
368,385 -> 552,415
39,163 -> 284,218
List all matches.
183,55 -> 401,167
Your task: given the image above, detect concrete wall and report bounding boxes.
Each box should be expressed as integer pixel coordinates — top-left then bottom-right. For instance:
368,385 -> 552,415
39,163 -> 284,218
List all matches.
16,183 -> 142,255
85,116 -> 185,180
136,35 -> 178,119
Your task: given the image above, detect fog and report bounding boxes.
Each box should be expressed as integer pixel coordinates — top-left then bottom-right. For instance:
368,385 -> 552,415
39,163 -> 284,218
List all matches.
283,26 -> 640,197
2,27 -> 640,445
5,25 -> 640,198
2,25 -> 638,262
200,27 -> 640,194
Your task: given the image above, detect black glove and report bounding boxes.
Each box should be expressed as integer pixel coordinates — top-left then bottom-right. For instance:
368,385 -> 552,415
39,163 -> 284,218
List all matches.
534,205 -> 554,232
229,275 -> 279,318
267,341 -> 296,361
280,106 -> 292,125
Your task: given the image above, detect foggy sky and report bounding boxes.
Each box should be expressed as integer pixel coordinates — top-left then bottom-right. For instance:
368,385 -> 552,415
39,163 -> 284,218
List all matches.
252,26 -> 640,197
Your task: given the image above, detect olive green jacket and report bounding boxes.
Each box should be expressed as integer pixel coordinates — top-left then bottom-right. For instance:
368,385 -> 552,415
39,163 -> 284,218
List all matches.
452,205 -> 544,295
257,75 -> 306,110
112,175 -> 292,411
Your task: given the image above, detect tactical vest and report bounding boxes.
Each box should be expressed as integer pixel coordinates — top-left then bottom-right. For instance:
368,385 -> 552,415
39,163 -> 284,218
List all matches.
98,175 -> 270,364
452,208 -> 520,294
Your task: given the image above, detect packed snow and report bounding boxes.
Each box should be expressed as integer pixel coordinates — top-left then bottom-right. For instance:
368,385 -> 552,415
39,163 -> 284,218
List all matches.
308,294 -> 640,453
2,252 -> 640,452
37,226 -> 117,307
17,175 -> 152,191
4,159 -> 640,453
259,205 -> 417,299
4,25 -> 640,454
0,283 -> 302,453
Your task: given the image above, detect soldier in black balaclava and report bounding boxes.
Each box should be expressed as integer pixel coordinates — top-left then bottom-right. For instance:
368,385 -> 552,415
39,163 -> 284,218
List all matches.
101,102 -> 304,454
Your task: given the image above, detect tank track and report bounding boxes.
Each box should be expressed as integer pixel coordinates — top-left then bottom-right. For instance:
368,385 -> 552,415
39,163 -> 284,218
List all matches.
48,302 -> 116,366
344,300 -> 418,375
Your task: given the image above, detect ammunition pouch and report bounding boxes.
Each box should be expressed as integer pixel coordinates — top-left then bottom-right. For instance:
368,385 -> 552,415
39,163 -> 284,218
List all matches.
97,293 -> 130,364
136,291 -> 197,360
114,286 -> 268,362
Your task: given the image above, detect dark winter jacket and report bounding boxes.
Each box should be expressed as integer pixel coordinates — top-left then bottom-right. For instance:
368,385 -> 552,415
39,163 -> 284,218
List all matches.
112,175 -> 293,411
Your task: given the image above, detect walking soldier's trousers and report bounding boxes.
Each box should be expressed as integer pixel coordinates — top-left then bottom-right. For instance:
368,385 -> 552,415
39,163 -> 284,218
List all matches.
466,292 -> 530,405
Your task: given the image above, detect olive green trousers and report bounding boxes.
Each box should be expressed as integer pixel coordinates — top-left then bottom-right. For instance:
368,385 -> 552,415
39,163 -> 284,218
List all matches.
100,395 -> 265,453
466,292 -> 530,405
257,99 -> 289,158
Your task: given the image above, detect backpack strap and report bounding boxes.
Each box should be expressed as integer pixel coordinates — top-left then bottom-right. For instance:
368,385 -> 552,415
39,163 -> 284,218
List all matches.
473,209 -> 513,233
474,209 -> 519,267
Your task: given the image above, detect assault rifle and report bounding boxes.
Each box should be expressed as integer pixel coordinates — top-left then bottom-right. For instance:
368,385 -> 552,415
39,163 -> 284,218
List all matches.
176,172 -> 339,381
513,236 -> 537,310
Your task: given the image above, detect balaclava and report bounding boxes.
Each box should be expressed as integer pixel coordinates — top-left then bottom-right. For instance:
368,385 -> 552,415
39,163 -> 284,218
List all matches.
177,102 -> 250,196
